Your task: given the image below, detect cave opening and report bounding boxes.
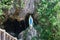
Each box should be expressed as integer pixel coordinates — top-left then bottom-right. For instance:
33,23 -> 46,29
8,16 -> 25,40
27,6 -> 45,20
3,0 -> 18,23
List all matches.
3,14 -> 36,38
3,18 -> 29,38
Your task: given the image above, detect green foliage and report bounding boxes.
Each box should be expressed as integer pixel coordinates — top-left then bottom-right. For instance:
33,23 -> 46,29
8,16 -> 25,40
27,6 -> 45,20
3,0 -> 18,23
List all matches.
0,0 -> 14,24
0,0 -> 60,40
33,0 -> 60,40
0,10 -> 3,15
0,0 -> 14,14
0,0 -> 13,9
21,0 -> 24,8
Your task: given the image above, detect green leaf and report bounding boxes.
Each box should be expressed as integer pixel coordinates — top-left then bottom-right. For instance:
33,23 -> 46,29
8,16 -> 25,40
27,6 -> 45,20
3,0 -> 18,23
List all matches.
0,10 -> 3,15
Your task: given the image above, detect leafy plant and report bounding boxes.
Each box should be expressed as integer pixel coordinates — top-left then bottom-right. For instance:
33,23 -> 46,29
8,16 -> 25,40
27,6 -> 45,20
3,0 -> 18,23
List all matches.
33,0 -> 60,40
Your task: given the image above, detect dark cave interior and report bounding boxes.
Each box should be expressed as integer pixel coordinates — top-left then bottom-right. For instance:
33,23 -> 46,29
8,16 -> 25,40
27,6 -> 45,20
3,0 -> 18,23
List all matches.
2,14 -> 37,38
3,18 -> 29,38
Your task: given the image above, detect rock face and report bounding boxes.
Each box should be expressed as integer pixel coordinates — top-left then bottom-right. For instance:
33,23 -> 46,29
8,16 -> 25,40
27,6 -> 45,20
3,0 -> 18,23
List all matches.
1,0 -> 38,40
22,0 -> 35,14
18,27 -> 37,40
26,27 -> 37,40
19,0 -> 35,20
